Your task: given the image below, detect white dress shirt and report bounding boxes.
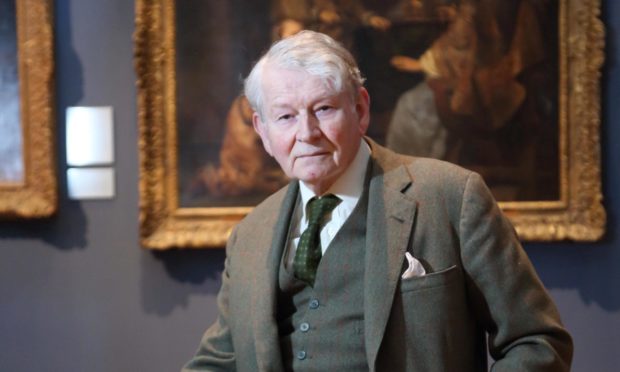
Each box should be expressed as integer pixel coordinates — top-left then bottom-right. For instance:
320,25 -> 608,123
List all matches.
285,139 -> 371,269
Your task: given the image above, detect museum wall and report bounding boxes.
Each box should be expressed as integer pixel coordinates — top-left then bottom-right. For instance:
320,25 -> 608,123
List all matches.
0,0 -> 618,371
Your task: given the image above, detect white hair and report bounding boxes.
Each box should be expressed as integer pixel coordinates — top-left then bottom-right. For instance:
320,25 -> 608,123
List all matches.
244,30 -> 365,118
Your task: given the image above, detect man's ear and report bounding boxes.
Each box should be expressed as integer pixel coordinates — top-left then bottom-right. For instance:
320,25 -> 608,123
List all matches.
355,87 -> 371,135
252,112 -> 273,156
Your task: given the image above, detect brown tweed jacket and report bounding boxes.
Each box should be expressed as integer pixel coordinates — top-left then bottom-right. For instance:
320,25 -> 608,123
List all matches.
183,139 -> 573,372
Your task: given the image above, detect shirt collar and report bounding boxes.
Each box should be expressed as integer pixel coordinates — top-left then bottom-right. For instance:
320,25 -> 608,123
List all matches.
299,138 -> 371,210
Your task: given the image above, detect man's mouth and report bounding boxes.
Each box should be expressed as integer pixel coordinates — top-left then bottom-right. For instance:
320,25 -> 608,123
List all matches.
298,152 -> 328,158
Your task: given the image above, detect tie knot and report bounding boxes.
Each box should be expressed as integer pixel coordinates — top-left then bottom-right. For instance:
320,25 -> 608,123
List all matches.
307,194 -> 340,225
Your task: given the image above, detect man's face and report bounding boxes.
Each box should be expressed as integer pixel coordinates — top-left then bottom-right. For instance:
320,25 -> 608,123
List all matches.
253,65 -> 370,194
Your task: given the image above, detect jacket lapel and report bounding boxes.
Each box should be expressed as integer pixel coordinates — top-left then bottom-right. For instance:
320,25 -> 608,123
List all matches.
364,144 -> 418,370
251,182 -> 299,372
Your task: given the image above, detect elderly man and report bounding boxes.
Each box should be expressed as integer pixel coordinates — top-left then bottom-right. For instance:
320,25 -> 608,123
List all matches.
183,30 -> 572,372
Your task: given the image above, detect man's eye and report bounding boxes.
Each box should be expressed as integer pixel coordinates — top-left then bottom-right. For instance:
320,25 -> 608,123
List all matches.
315,105 -> 335,118
277,114 -> 294,121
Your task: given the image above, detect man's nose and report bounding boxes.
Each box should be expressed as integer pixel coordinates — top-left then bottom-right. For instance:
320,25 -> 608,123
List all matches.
296,113 -> 321,142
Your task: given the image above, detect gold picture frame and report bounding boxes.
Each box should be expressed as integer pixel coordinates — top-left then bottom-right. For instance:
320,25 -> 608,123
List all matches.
134,0 -> 605,249
0,0 -> 56,218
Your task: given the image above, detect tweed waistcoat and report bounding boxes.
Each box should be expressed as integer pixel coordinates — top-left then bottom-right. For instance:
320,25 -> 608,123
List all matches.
277,186 -> 369,372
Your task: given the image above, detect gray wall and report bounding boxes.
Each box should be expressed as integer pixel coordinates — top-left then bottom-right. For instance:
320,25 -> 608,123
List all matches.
0,0 -> 619,371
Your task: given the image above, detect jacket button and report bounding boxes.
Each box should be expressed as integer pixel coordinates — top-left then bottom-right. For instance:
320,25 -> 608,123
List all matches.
309,299 -> 319,309
300,322 -> 310,332
297,350 -> 307,360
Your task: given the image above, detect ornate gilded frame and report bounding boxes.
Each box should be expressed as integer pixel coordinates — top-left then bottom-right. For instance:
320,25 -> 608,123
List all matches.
0,0 -> 56,218
134,0 -> 605,249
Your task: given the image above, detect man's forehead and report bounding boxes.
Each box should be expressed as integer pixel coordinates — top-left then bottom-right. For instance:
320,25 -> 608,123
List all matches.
267,91 -> 341,109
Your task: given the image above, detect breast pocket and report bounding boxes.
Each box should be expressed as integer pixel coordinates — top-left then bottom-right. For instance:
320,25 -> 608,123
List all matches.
399,264 -> 460,293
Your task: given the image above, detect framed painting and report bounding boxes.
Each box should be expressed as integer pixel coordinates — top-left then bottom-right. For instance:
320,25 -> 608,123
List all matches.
135,0 -> 605,249
0,0 -> 56,218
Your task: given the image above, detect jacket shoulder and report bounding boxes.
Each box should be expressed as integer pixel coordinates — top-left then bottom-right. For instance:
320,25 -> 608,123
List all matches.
235,182 -> 293,233
370,139 -> 474,192
405,157 -> 473,187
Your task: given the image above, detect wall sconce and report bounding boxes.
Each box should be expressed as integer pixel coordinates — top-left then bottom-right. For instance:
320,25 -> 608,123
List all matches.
65,106 -> 115,200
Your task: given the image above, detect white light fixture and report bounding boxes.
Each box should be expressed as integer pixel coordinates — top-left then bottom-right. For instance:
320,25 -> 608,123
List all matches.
66,106 -> 114,166
67,168 -> 115,200
65,106 -> 116,200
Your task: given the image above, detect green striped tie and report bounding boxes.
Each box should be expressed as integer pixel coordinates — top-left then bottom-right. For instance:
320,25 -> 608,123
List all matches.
294,194 -> 341,286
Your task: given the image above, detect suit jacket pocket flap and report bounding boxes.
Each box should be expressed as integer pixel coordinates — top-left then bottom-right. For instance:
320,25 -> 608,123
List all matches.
399,265 -> 459,293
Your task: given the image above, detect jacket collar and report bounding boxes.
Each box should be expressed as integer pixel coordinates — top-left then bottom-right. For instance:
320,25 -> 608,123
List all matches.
363,139 -> 418,370
250,181 -> 298,372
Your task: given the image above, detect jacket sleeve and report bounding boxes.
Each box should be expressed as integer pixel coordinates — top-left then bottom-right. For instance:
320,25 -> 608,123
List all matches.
458,173 -> 573,371
181,229 -> 238,372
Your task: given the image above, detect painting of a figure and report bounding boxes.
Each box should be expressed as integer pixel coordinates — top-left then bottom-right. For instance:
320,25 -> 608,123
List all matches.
381,0 -> 559,202
175,0 -> 559,208
176,0 -> 277,208
0,0 -> 24,184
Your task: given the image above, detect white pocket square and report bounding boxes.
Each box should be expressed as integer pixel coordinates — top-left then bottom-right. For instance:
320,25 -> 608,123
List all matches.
401,252 -> 426,279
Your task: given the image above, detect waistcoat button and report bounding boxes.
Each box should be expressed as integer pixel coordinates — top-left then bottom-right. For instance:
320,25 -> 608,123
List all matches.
300,322 -> 310,332
309,299 -> 319,309
296,350 -> 307,360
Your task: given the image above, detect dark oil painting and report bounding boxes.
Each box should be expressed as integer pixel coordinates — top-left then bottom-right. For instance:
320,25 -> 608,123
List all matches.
175,0 -> 559,208
0,0 -> 23,184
